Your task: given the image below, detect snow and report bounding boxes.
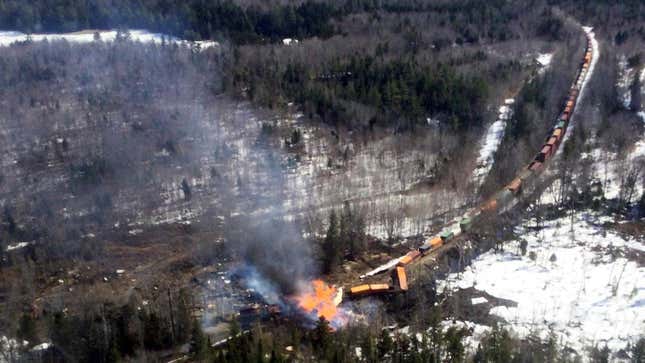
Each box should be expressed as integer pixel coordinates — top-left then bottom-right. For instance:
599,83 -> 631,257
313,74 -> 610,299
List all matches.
5,241 -> 32,251
572,139 -> 645,203
616,55 -> 636,109
282,38 -> 298,45
0,29 -> 218,50
0,336 -> 26,363
438,210 -> 645,357
31,342 -> 51,351
537,53 -> 553,74
472,98 -> 514,186
471,297 -> 488,305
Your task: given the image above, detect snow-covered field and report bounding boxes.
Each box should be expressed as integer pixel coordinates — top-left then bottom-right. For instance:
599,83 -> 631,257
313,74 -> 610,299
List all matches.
0,29 -> 218,49
439,210 -> 645,358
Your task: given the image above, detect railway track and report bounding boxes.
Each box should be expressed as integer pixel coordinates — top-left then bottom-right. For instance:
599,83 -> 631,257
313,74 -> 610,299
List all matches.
348,26 -> 598,298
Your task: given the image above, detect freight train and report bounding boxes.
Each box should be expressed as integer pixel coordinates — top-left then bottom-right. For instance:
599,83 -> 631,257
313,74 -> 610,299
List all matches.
350,32 -> 594,297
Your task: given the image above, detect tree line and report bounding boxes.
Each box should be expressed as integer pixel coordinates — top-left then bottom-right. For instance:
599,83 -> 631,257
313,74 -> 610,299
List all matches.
0,0 -> 577,45
0,0 -> 336,43
211,312 -> 645,363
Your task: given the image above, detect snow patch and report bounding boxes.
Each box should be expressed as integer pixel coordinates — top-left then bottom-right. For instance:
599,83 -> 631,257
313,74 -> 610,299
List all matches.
616,55 -> 636,109
0,29 -> 219,50
438,210 -> 645,356
472,98 -> 514,186
536,53 -> 553,73
282,38 -> 299,45
5,241 -> 32,251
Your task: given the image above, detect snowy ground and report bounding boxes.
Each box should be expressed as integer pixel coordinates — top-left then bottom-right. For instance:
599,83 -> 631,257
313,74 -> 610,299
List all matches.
617,55 -> 637,109
537,53 -> 553,74
0,29 -> 218,49
472,98 -> 515,187
438,210 -> 645,358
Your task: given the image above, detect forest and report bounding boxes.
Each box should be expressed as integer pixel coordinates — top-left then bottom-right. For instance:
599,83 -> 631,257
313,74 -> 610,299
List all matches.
0,0 -> 596,43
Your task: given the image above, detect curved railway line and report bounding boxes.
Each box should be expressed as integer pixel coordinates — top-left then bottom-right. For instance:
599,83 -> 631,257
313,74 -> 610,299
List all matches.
348,27 -> 598,298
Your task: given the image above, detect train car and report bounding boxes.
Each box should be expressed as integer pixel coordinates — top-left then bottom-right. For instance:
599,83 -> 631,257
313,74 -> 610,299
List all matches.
349,284 -> 391,296
546,136 -> 559,149
518,168 -> 533,181
534,145 -> 550,163
555,120 -> 566,129
496,189 -> 514,205
440,230 -> 454,242
393,266 -> 408,291
507,177 -> 522,194
369,284 -> 391,293
350,284 -> 371,295
419,236 -> 442,254
459,217 -> 472,232
398,250 -> 421,266
541,144 -> 553,161
481,199 -> 498,213
528,160 -> 543,172
570,89 -> 578,98
430,236 -> 443,248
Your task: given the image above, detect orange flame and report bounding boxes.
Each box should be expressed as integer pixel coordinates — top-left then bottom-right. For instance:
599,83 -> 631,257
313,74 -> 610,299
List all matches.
294,279 -> 339,321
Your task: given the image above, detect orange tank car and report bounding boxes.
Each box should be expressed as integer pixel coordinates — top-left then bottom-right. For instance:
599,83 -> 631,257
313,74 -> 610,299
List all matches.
394,267 -> 408,291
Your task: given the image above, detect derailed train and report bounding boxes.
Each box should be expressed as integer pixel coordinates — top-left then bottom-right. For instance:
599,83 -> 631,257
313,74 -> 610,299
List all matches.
350,33 -> 594,297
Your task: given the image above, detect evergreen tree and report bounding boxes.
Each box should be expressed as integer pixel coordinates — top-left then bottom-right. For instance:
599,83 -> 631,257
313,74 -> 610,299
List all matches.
377,329 -> 393,359
322,210 -> 341,274
190,319 -> 208,360
313,316 -> 332,356
444,326 -> 466,362
17,313 -> 38,347
480,325 -> 514,363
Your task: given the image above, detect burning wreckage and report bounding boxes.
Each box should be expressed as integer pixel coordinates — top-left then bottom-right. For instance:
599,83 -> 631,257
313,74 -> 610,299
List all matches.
196,265 -> 347,334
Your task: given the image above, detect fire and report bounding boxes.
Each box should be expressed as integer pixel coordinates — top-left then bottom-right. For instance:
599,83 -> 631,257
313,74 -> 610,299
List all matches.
294,279 -> 341,322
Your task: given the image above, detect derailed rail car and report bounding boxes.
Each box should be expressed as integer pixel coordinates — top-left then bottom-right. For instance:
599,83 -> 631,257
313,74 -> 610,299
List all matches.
349,283 -> 392,297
